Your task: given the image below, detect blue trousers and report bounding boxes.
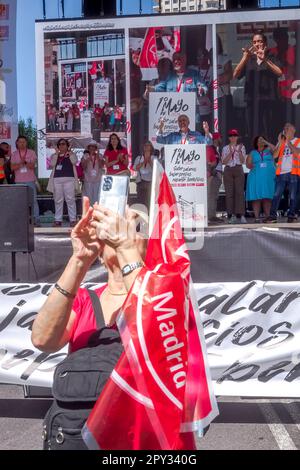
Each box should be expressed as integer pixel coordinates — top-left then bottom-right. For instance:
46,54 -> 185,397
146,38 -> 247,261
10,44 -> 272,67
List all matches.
270,173 -> 299,218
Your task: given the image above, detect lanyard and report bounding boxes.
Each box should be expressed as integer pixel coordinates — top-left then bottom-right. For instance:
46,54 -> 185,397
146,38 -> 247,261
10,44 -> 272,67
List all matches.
201,67 -> 210,84
230,146 -> 236,160
177,78 -> 183,92
181,134 -> 188,145
92,154 -> 97,168
19,149 -> 27,163
57,153 -> 67,165
259,150 -> 265,162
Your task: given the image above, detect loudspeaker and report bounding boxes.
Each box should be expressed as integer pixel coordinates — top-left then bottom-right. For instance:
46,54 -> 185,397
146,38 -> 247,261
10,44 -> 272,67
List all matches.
0,185 -> 34,253
92,128 -> 101,143
83,0 -> 116,17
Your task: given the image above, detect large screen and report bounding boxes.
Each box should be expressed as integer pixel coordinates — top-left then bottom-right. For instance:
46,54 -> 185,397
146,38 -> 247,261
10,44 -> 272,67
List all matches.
36,10 -> 300,177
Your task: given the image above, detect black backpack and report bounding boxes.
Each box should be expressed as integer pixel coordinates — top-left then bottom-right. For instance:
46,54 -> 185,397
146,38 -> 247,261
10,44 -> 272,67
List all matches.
42,289 -> 123,450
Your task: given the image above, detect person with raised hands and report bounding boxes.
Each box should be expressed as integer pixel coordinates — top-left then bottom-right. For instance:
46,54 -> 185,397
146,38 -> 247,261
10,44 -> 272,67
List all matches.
157,114 -> 212,145
221,129 -> 247,224
103,133 -> 130,177
32,197 -> 144,354
233,31 -> 282,141
32,197 -> 147,450
267,123 -> 300,223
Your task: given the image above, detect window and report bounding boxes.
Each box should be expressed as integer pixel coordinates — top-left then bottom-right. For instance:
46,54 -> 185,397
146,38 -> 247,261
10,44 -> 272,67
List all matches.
58,39 -> 76,60
206,0 -> 219,8
87,34 -> 125,58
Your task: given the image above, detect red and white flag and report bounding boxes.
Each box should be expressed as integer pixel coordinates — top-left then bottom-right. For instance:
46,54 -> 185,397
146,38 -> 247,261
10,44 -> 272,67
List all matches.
138,28 -> 158,81
82,162 -> 218,450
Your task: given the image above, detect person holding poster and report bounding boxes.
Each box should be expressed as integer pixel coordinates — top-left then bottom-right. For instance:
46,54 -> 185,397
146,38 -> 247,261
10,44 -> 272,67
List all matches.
157,114 -> 212,145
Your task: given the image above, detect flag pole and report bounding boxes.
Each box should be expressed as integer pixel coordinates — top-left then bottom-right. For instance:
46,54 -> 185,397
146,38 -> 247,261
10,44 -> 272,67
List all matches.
149,156 -> 159,237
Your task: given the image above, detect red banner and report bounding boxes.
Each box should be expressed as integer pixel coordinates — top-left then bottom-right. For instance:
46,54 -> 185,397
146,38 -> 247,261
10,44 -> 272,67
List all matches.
139,28 -> 158,69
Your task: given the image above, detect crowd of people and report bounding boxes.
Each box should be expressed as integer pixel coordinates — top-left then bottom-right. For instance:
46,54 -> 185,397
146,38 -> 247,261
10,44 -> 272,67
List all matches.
129,26 -> 297,161
206,122 -> 300,224
2,116 -> 300,228
46,103 -> 126,134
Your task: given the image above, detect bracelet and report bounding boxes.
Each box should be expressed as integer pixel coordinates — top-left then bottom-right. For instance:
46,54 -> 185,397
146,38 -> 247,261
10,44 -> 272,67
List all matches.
54,283 -> 76,299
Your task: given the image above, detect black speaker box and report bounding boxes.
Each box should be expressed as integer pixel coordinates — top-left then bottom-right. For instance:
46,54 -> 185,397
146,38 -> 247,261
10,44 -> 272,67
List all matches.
0,185 -> 34,253
92,128 -> 101,143
83,0 -> 116,17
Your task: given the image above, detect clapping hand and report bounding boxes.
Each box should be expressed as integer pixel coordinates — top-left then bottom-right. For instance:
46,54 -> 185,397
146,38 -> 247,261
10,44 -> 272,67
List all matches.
242,45 -> 256,58
254,45 -> 267,62
278,132 -> 286,144
144,84 -> 150,98
158,118 -> 165,134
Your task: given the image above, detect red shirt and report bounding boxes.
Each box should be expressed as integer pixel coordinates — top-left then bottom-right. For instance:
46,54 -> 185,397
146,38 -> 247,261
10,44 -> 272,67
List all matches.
70,285 -> 109,353
206,145 -> 217,177
104,147 -> 128,175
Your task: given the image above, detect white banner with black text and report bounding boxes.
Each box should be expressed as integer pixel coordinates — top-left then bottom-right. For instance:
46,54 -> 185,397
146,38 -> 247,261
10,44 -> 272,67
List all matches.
0,281 -> 299,397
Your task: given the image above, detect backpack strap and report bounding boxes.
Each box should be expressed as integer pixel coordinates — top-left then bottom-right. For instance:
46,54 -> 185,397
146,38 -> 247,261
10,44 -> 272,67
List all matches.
87,288 -> 106,330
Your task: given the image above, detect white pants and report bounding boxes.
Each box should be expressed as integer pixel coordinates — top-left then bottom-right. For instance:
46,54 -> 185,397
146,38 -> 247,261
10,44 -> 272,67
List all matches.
53,177 -> 77,222
83,180 -> 101,206
58,118 -> 65,130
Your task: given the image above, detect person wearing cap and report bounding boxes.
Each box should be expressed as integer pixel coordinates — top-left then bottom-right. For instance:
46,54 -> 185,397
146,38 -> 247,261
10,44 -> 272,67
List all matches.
157,114 -> 212,145
207,132 -> 224,224
81,140 -> 104,206
221,129 -> 247,224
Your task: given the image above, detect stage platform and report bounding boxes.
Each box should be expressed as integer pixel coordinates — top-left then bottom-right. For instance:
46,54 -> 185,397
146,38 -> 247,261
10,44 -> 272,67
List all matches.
1,221 -> 300,284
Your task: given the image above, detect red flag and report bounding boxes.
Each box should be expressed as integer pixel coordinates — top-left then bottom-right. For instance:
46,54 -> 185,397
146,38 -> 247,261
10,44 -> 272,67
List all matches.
138,28 -> 158,69
88,61 -> 98,80
82,162 -> 218,450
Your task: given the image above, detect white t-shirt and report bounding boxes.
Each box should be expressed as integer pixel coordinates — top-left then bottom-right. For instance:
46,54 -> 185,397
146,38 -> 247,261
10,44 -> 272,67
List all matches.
222,144 -> 246,167
134,155 -> 154,183
280,138 -> 300,174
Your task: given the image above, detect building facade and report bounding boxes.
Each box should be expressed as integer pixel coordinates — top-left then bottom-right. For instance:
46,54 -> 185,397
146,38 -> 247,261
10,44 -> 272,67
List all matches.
153,0 -> 225,14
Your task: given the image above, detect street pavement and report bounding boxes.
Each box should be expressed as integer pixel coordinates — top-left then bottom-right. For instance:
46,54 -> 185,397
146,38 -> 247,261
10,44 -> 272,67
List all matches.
0,384 -> 300,450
